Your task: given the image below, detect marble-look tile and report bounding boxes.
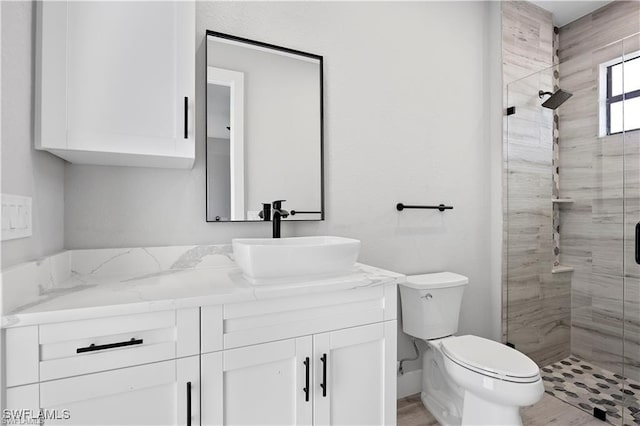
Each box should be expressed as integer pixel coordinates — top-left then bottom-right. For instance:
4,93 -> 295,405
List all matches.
70,245 -> 235,278
1,245 -> 404,328
560,0 -> 640,62
1,251 -> 72,313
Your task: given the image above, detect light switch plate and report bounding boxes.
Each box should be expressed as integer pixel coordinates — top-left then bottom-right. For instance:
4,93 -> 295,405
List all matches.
1,194 -> 33,241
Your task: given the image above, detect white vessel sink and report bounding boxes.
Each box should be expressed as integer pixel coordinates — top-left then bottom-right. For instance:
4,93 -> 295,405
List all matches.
232,236 -> 360,283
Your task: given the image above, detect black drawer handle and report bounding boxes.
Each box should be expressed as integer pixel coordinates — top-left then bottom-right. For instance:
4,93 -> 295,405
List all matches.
187,381 -> 192,426
303,357 -> 310,402
320,353 -> 327,397
76,337 -> 143,353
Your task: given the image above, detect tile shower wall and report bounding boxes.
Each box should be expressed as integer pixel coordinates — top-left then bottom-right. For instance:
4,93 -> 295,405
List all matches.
502,1 -> 572,366
558,1 -> 640,382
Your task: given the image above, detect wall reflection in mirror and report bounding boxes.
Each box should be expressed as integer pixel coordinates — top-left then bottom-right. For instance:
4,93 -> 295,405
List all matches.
205,31 -> 323,222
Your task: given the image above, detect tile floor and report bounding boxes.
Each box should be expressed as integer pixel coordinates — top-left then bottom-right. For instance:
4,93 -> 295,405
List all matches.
541,356 -> 640,425
398,392 -> 606,426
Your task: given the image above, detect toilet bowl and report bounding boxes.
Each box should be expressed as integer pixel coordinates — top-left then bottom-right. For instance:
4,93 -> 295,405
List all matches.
399,273 -> 543,426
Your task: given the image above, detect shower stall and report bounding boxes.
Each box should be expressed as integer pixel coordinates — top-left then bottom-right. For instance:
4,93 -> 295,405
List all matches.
505,31 -> 640,425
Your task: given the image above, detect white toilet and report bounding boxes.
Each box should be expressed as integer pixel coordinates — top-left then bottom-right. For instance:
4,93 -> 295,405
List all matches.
399,272 -> 544,426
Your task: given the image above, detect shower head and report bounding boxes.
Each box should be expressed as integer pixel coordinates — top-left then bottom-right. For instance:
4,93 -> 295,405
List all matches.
538,89 -> 573,109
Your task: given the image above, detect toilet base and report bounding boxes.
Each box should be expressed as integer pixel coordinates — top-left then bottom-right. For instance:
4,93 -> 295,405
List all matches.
421,340 -> 464,426
461,390 -> 522,426
419,337 -> 538,426
421,391 -> 461,426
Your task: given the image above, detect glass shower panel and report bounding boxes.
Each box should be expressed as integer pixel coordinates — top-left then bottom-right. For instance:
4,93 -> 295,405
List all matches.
506,65 -> 570,366
622,33 -> 640,426
586,38 -> 627,425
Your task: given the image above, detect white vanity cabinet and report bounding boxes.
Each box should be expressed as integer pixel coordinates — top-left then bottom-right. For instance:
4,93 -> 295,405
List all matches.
4,309 -> 200,425
4,283 -> 399,426
200,285 -> 398,426
35,1 -> 195,168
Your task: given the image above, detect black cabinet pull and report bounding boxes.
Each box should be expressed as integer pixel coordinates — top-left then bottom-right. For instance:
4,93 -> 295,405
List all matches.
303,357 -> 310,402
320,353 -> 327,397
636,222 -> 640,265
184,96 -> 189,139
76,337 -> 143,353
186,381 -> 192,426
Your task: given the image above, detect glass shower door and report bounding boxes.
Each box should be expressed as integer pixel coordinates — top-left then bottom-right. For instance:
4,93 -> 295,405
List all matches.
622,32 -> 640,426
505,35 -> 637,424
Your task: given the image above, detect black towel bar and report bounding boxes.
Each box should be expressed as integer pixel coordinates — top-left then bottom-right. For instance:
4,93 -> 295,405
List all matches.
396,203 -> 453,212
290,210 -> 322,216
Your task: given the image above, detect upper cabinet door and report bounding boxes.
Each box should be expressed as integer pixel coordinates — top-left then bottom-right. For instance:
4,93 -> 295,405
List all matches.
36,1 -> 195,169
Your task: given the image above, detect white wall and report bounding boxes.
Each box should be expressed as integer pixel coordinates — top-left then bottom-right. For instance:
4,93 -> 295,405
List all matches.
62,2 -> 504,371
1,1 -> 65,269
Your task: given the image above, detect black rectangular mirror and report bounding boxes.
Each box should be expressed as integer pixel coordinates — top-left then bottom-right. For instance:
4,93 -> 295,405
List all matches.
205,31 -> 324,222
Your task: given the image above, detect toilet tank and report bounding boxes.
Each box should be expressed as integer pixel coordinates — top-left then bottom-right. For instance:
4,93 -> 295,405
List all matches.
399,272 -> 468,340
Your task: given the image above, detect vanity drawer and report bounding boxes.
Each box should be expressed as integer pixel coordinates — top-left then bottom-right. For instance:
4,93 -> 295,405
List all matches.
2,308 -> 199,385
219,285 -> 396,350
38,309 -> 198,381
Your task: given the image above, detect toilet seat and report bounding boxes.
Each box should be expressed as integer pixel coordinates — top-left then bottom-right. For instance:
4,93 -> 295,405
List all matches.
441,335 -> 540,383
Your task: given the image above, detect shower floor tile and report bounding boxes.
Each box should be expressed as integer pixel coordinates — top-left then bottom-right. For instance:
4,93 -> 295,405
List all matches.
541,356 -> 640,425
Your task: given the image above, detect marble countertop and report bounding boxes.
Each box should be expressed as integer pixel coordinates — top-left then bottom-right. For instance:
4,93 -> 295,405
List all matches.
2,245 -> 404,328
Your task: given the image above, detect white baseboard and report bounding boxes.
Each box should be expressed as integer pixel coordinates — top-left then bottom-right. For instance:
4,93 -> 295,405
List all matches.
397,369 -> 422,399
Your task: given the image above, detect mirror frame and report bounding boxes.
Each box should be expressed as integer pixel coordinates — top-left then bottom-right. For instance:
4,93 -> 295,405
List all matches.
204,30 -> 324,223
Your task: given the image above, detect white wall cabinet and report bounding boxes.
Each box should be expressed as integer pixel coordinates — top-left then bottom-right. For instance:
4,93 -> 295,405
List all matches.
36,1 -> 195,168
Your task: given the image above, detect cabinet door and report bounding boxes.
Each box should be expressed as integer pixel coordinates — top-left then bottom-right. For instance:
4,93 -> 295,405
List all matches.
37,1 -> 195,168
38,356 -> 199,425
313,321 -> 397,426
201,337 -> 312,426
5,384 -> 39,423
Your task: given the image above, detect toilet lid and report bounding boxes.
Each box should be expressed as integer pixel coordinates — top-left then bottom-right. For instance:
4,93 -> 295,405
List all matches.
441,335 -> 541,383
403,272 -> 468,289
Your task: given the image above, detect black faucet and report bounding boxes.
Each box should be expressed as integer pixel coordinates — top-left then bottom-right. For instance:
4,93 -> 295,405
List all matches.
271,200 -> 289,238
259,200 -> 289,238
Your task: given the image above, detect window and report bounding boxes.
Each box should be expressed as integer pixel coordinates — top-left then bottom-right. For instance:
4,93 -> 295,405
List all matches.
603,54 -> 640,135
